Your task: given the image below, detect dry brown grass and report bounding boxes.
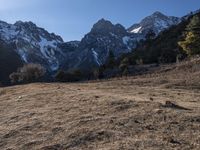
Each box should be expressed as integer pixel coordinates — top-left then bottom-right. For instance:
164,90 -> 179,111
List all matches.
0,57 -> 200,150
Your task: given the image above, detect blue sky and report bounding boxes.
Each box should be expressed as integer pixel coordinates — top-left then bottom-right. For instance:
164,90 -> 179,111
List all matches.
0,0 -> 200,41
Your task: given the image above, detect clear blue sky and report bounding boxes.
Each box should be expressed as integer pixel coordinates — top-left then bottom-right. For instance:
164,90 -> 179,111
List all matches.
0,0 -> 200,41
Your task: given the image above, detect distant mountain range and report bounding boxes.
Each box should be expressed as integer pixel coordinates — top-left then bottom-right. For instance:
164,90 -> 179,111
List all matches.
0,10 -> 198,83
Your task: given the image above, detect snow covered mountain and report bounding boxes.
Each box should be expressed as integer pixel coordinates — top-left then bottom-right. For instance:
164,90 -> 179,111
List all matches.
60,19 -> 144,71
128,11 -> 181,35
63,12 -> 181,71
0,20 -> 65,71
0,11 -> 182,73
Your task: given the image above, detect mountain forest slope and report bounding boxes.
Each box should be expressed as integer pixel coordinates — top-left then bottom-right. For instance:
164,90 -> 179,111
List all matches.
0,40 -> 23,85
0,57 -> 200,150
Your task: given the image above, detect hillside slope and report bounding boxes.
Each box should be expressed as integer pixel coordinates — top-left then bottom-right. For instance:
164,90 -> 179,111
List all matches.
0,40 -> 23,85
0,58 -> 200,149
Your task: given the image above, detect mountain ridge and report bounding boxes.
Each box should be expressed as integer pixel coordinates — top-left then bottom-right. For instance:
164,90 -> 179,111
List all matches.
0,10 -> 195,84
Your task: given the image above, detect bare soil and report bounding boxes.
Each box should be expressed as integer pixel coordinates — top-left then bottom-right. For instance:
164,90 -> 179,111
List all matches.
0,58 -> 200,150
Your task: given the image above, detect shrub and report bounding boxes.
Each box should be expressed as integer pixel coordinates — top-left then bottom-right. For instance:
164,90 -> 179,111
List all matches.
119,58 -> 129,70
93,67 -> 104,79
72,70 -> 82,79
9,72 -> 22,83
9,63 -> 46,84
122,68 -> 129,76
136,59 -> 143,65
55,69 -> 83,82
119,63 -> 127,71
119,58 -> 130,76
55,70 -> 66,82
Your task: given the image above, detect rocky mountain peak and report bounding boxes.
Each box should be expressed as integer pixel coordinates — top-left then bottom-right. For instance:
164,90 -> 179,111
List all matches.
14,21 -> 37,28
115,23 -> 125,29
151,11 -> 166,17
90,19 -> 127,36
128,11 -> 181,35
91,18 -> 114,32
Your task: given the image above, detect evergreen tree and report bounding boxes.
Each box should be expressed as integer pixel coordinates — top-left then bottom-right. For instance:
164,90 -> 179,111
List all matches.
145,30 -> 156,40
107,50 -> 115,68
119,57 -> 129,75
186,15 -> 200,32
122,68 -> 129,77
55,70 -> 66,82
178,32 -> 200,55
178,15 -> 200,55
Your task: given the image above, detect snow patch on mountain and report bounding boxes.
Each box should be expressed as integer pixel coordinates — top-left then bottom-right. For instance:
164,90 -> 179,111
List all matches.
130,26 -> 142,33
123,36 -> 134,51
39,36 -> 56,58
92,48 -> 101,65
18,49 -> 28,63
38,36 -> 60,71
122,36 -> 130,45
110,32 -> 119,38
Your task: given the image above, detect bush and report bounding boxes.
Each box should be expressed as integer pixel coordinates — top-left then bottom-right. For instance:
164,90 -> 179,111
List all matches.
122,68 -> 129,76
119,58 -> 129,71
72,70 -> 82,79
55,69 -> 83,82
9,72 -> 22,83
93,67 -> 104,79
9,64 -> 46,84
55,70 -> 66,82
119,58 -> 130,76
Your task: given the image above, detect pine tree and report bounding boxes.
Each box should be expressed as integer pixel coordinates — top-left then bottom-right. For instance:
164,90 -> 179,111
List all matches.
122,68 -> 129,77
55,70 -> 66,82
119,57 -> 129,75
107,50 -> 115,68
178,15 -> 200,56
178,32 -> 200,55
186,15 -> 200,32
145,30 -> 156,40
